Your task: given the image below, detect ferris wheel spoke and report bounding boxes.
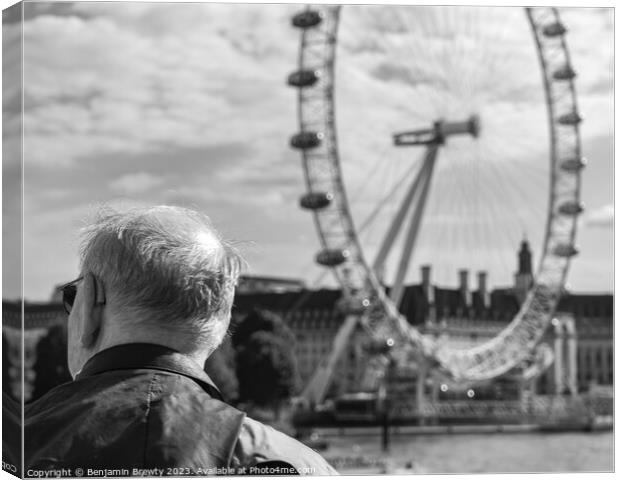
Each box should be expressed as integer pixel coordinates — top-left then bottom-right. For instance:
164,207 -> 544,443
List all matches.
396,10 -> 450,115
357,157 -> 421,241
480,153 -> 549,234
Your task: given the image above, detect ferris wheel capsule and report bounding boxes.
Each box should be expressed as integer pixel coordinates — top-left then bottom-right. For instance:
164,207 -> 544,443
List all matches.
290,131 -> 324,149
292,9 -> 323,28
542,22 -> 567,37
557,201 -> 584,216
300,191 -> 333,210
287,70 -> 321,88
337,296 -> 371,314
316,248 -> 350,266
363,337 -> 393,355
553,65 -> 577,81
553,243 -> 579,257
560,157 -> 587,172
557,111 -> 582,125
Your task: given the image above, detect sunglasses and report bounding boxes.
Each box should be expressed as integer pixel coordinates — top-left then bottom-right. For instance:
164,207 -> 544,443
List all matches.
59,276 -> 84,314
59,275 -> 106,315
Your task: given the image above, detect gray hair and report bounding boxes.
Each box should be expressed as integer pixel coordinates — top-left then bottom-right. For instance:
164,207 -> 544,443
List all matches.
79,205 -> 244,351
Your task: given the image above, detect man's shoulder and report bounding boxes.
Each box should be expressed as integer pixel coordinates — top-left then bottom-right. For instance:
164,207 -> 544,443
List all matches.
25,369 -> 247,470
26,369 -> 158,416
233,416 -> 338,475
27,368 -> 236,419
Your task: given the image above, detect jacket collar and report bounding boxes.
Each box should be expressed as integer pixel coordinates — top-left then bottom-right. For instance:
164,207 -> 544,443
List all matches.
76,343 -> 224,401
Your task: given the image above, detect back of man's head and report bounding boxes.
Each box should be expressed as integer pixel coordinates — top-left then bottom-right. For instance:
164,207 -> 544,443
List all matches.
79,205 -> 242,354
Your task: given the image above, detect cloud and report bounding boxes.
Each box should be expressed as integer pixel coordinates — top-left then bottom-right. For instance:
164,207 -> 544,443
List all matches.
585,204 -> 614,228
109,172 -> 165,195
561,8 -> 614,95
19,4 -> 299,170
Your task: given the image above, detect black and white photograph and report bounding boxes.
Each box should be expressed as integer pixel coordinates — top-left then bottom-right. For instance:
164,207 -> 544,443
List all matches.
1,1 -> 614,477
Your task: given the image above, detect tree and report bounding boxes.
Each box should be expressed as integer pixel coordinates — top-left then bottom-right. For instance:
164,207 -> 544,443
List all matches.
231,308 -> 294,348
204,336 -> 239,402
32,325 -> 72,401
236,330 -> 300,417
232,308 -> 300,416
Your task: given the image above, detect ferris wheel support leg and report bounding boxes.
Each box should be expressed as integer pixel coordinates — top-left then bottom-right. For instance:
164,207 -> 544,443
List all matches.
300,314 -> 359,406
553,324 -> 565,395
372,148 -> 436,281
416,358 -> 430,426
390,145 -> 439,308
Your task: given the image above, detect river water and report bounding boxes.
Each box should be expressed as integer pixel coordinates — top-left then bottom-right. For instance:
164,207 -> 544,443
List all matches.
322,430 -> 613,474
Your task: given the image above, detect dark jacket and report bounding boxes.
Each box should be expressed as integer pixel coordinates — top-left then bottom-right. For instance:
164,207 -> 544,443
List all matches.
3,391 -> 22,476
25,343 -> 337,476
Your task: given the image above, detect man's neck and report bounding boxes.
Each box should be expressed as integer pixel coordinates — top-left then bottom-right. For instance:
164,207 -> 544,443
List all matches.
89,326 -> 209,370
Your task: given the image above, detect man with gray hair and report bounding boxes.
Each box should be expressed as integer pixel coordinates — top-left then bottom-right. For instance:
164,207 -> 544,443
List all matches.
25,205 -> 337,476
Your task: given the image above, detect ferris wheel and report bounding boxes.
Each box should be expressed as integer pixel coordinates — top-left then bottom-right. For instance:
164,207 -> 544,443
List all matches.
288,6 -> 583,404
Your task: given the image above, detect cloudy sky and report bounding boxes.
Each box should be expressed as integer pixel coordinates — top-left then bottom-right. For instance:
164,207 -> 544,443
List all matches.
2,2 -> 613,301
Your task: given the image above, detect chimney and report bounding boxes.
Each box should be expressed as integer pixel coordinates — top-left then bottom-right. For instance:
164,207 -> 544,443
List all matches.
421,265 -> 431,297
459,269 -> 471,308
478,271 -> 489,309
421,265 -> 435,323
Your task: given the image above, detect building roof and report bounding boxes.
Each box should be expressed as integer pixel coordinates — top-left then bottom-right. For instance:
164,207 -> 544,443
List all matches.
4,285 -> 612,331
3,301 -> 65,330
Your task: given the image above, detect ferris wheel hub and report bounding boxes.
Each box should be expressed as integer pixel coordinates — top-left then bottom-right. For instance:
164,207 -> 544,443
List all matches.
393,114 -> 480,147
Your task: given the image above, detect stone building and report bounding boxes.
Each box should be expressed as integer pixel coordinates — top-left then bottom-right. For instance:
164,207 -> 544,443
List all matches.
2,245 -> 613,401
230,240 -> 613,398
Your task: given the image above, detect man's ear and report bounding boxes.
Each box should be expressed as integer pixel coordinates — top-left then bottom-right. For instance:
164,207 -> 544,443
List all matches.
80,272 -> 104,348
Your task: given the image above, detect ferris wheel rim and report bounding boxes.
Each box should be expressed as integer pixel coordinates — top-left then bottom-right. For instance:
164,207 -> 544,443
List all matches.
290,5 -> 583,384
